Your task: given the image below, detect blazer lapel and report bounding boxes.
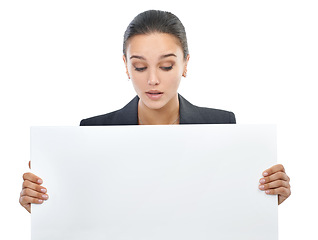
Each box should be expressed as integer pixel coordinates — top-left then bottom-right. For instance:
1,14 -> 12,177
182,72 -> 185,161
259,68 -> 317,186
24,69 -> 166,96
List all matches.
115,96 -> 139,125
178,94 -> 205,124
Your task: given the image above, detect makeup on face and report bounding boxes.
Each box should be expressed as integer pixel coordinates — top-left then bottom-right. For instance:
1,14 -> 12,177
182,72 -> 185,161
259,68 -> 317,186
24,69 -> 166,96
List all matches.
124,33 -> 188,110
130,54 -> 176,73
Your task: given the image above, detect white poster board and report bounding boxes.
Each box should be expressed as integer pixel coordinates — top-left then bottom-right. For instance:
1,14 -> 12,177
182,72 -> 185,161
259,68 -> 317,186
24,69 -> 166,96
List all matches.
31,125 -> 277,240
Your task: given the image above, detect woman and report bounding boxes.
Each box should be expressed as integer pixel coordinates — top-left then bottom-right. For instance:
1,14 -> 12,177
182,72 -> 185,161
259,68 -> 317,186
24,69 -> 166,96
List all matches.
19,10 -> 291,213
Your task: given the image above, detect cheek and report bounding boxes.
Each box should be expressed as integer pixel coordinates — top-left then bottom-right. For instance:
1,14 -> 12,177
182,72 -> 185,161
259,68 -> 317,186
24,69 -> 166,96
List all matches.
128,65 -> 146,82
160,70 -> 182,87
130,72 -> 146,83
130,74 -> 147,94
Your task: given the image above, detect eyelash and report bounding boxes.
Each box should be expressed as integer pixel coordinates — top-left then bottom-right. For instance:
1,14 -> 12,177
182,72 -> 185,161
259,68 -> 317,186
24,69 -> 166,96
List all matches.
134,66 -> 173,72
135,67 -> 147,72
161,66 -> 173,71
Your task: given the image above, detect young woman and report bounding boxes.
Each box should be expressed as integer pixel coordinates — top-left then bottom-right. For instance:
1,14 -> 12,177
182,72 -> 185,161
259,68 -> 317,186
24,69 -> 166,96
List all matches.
20,10 -> 291,213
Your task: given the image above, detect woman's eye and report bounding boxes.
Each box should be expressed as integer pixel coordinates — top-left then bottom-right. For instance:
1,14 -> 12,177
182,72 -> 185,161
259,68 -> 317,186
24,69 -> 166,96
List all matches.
161,66 -> 173,71
135,67 -> 147,72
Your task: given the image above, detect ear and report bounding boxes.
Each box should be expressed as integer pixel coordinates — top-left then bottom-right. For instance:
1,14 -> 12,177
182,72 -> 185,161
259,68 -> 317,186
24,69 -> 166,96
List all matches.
123,55 -> 130,79
182,54 -> 190,77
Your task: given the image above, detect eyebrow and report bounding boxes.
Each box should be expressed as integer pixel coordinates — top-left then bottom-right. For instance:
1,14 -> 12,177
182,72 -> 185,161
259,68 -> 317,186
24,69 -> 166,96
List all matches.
130,53 -> 177,60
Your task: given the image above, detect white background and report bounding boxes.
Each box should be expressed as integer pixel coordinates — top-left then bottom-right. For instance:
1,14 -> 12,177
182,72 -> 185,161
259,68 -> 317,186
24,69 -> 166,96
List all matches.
0,0 -> 317,239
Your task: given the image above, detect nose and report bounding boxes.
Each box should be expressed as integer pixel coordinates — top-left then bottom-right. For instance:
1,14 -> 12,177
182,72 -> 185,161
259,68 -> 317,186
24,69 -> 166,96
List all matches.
147,69 -> 160,86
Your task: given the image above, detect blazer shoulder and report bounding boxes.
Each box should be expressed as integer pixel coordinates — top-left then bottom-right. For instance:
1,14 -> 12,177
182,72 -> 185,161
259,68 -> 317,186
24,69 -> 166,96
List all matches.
178,94 -> 236,124
80,110 -> 120,126
196,106 -> 236,124
80,96 -> 139,126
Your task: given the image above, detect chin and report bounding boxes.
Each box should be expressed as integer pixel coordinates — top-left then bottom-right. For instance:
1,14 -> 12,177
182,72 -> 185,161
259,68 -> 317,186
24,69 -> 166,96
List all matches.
140,97 -> 167,110
144,100 -> 167,110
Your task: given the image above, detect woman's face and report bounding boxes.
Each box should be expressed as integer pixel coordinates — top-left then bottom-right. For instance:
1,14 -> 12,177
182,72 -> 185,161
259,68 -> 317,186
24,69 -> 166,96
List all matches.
123,33 -> 189,110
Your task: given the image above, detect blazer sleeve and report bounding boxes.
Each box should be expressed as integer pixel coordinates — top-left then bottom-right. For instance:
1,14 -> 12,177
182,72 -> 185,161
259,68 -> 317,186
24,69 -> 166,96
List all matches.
229,111 -> 236,124
79,119 -> 86,126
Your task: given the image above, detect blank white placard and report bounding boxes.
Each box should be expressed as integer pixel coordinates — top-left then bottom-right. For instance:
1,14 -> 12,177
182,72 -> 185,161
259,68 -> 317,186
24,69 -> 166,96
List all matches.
31,124 -> 277,240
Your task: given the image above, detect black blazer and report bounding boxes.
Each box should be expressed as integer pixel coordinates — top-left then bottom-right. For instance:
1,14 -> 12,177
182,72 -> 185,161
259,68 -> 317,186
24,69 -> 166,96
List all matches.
80,94 -> 236,126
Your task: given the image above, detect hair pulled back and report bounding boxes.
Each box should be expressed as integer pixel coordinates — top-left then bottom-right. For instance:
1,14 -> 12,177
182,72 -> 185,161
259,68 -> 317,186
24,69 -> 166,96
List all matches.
123,10 -> 189,60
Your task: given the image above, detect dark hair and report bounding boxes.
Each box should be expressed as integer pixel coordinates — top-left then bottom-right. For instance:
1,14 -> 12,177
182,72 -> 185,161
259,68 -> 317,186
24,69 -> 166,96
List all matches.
123,10 -> 189,60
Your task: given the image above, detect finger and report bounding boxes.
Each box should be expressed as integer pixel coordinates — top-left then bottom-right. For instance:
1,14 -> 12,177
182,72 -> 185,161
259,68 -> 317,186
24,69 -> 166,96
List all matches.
22,180 -> 47,193
262,164 -> 285,177
259,179 -> 290,191
22,204 -> 30,213
260,172 -> 289,184
264,187 -> 291,197
19,197 -> 31,213
20,188 -> 49,201
19,195 -> 44,205
22,172 -> 43,184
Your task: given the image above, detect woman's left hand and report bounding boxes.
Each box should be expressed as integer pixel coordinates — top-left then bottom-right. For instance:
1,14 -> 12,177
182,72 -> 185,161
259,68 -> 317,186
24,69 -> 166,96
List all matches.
259,164 -> 291,205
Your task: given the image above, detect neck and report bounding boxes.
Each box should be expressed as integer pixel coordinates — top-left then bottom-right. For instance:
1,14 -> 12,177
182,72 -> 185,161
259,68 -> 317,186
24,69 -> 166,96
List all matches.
138,94 -> 180,125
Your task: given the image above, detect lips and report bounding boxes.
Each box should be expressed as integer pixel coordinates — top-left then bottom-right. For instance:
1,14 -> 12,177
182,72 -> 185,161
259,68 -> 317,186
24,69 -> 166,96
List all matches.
146,90 -> 163,94
146,90 -> 163,100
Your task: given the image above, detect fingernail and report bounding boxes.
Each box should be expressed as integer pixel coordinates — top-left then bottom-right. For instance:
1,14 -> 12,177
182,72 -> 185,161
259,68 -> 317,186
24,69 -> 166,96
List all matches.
263,172 -> 268,176
37,179 -> 43,184
38,199 -> 43,203
265,190 -> 270,194
42,194 -> 48,199
259,185 -> 265,189
260,179 -> 265,184
41,188 -> 47,193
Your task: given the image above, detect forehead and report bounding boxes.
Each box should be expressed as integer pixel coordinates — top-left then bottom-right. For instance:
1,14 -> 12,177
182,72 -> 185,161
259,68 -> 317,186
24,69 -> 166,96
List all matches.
126,33 -> 183,59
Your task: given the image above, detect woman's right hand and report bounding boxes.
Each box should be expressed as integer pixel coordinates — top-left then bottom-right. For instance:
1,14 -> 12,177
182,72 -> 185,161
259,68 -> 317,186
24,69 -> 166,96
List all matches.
19,161 -> 49,213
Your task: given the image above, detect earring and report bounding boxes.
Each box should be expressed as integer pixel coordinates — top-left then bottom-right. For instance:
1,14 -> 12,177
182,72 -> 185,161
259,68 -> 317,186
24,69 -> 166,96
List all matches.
183,71 -> 187,77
